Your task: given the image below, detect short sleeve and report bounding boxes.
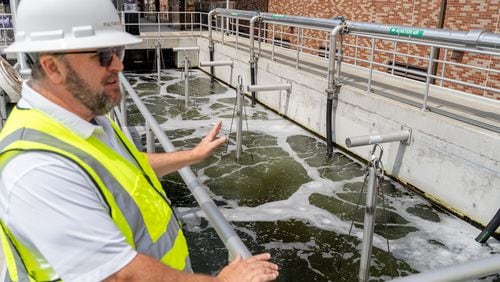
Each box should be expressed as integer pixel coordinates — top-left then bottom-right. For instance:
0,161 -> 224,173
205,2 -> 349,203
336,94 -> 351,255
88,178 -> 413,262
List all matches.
0,152 -> 137,281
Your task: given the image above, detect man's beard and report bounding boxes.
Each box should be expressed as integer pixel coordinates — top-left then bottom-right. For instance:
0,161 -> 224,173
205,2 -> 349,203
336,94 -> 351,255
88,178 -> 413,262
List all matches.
62,59 -> 120,116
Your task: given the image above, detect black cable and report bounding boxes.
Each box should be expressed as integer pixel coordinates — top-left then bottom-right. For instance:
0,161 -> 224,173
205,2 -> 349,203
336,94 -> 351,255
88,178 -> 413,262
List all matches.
337,172 -> 369,271
224,89 -> 238,154
242,95 -> 254,161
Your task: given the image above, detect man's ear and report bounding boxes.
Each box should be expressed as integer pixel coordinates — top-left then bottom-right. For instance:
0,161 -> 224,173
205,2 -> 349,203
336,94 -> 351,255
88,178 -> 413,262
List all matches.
39,55 -> 65,84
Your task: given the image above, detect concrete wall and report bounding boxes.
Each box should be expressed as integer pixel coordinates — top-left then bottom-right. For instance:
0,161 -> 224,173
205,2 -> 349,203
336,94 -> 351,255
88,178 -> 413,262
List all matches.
196,37 -> 500,228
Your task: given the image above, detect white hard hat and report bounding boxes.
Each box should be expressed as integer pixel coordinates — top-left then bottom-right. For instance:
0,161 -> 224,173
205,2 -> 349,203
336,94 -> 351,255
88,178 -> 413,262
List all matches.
4,0 -> 142,53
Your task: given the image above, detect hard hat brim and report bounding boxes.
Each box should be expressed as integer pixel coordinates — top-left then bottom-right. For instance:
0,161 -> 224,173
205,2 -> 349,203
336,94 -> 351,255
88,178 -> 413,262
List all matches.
4,30 -> 142,53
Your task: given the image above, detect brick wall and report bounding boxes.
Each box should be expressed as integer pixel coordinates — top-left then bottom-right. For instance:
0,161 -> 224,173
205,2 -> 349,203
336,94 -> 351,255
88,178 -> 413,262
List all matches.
255,0 -> 500,99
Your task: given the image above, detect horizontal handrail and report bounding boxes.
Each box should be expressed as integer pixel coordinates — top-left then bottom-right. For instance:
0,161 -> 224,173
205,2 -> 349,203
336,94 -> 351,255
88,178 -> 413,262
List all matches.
389,254 -> 500,282
215,9 -> 500,51
118,73 -> 252,260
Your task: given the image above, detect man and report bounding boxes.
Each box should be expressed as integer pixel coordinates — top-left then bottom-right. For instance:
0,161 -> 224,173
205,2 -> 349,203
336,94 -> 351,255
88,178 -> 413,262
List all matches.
0,0 -> 279,281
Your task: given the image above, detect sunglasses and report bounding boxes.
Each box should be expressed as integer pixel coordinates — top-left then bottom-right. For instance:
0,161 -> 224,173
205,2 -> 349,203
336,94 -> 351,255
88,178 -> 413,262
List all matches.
50,46 -> 125,67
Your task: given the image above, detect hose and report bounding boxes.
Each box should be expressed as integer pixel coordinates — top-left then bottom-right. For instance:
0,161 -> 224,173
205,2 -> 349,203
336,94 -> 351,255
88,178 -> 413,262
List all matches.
475,209 -> 500,243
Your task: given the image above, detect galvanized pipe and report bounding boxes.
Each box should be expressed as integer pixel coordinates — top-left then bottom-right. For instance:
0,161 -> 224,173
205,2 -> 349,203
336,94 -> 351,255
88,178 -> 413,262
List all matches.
389,255 -> 500,282
119,73 -> 252,259
199,60 -> 234,67
184,57 -> 189,107
199,61 -> 234,85
422,46 -> 436,111
208,10 -> 217,80
156,41 -> 161,82
326,24 -> 346,155
215,8 -> 500,51
367,38 -> 376,93
247,83 -> 292,93
249,14 -> 261,106
358,165 -> 377,282
345,130 -> 411,148
172,46 -> 201,52
327,25 -> 346,93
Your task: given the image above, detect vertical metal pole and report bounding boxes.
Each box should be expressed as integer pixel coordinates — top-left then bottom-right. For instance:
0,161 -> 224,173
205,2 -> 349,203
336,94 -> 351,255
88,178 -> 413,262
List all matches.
184,55 -> 189,108
119,83 -> 127,127
249,15 -> 260,106
296,27 -> 300,69
258,22 -> 262,57
221,16 -> 225,44
367,38 -> 376,93
226,0 -> 230,32
422,46 -> 436,111
236,84 -> 243,161
191,13 -> 193,34
208,10 -> 216,81
440,49 -> 448,87
0,92 -> 6,130
157,10 -> 160,34
354,36 -> 359,66
145,122 -> 155,153
271,23 -> 275,61
358,165 -> 377,282
156,42 -> 161,82
236,18 -> 239,50
230,65 -> 233,86
336,32 -> 343,79
391,41 -> 397,75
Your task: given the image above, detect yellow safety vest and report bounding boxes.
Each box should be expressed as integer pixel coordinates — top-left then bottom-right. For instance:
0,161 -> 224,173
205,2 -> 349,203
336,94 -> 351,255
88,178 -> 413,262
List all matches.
0,107 -> 190,281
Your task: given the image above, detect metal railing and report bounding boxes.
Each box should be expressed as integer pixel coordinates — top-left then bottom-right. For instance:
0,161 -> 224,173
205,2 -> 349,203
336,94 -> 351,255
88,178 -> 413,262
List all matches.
210,9 -> 500,102
117,73 -> 252,260
117,11 -> 210,37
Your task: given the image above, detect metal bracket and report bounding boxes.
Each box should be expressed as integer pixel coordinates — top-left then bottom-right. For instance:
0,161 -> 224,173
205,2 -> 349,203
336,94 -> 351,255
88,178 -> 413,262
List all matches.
401,126 -> 412,146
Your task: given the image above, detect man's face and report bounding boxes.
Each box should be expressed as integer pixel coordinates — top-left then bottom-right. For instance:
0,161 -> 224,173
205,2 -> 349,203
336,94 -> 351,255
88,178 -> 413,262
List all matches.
59,50 -> 124,116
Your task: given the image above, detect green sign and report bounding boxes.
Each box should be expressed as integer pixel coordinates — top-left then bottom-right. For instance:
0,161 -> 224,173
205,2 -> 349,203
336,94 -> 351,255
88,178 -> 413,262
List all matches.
389,27 -> 424,38
230,12 -> 239,16
272,14 -> 287,18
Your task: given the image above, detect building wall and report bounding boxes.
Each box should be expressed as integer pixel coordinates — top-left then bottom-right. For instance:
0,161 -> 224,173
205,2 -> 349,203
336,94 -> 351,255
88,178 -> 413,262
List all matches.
264,0 -> 500,99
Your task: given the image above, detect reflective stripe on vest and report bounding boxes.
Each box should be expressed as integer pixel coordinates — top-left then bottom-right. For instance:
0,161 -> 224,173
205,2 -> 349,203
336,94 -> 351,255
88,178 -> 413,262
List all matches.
0,221 -> 31,282
0,108 -> 191,280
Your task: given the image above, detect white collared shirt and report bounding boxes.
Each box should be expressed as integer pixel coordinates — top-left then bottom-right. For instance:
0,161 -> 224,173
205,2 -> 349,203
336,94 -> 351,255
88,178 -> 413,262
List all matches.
0,82 -> 137,281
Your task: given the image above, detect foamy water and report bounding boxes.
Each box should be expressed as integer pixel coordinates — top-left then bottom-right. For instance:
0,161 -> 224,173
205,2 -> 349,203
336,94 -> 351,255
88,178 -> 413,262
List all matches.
125,69 -> 499,281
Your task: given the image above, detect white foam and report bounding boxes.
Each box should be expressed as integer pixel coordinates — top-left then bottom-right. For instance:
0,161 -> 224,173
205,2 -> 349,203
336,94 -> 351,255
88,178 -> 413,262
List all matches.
130,70 -> 500,275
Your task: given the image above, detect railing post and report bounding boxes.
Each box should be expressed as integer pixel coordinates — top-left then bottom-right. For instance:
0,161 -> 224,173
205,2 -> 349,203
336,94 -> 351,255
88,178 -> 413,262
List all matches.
296,27 -> 301,69
184,55 -> 190,107
271,23 -> 275,61
236,18 -> 239,50
422,46 -> 436,111
440,49 -> 448,87
367,37 -> 376,93
221,15 -> 225,44
145,122 -> 155,153
119,83 -> 127,127
156,41 -> 162,82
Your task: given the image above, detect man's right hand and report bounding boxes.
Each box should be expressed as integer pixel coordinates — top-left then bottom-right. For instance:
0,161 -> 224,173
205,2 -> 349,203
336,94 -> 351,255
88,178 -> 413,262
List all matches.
217,253 -> 279,282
